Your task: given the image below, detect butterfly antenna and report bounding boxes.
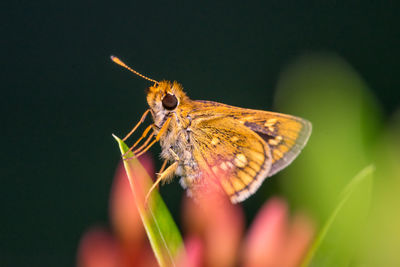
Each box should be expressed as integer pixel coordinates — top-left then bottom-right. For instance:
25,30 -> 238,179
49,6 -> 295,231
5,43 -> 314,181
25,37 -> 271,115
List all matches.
110,55 -> 159,84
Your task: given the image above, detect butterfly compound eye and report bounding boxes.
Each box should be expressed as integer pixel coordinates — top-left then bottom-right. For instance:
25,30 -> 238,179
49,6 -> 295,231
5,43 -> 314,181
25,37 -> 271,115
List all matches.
162,94 -> 178,110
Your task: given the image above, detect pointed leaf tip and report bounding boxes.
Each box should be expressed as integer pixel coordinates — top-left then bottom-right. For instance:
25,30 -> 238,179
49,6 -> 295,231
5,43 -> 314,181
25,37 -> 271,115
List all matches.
111,134 -> 184,265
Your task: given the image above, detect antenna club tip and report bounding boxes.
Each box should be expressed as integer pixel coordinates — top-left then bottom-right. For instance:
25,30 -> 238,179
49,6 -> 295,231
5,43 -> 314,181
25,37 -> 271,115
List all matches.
110,56 -> 158,84
110,55 -> 126,67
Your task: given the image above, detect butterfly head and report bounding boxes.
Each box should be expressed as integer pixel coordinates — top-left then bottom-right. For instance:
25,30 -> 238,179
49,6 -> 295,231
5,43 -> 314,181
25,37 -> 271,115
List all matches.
110,56 -> 188,119
146,80 -> 186,111
146,80 -> 188,116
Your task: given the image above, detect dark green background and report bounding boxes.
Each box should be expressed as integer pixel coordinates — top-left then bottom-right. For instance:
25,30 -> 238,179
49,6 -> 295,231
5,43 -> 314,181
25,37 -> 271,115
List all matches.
2,2 -> 399,266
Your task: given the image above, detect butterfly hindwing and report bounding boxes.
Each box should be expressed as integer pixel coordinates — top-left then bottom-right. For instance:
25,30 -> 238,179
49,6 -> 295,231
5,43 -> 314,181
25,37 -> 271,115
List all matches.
185,100 -> 312,202
241,112 -> 312,176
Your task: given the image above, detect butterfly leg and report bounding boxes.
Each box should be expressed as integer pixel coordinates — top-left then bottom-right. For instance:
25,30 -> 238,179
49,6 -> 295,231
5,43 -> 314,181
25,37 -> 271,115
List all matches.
128,130 -> 155,158
134,117 -> 172,157
122,109 -> 151,141
124,116 -> 172,161
145,158 -> 168,195
122,124 -> 154,158
158,158 -> 168,175
145,152 -> 179,203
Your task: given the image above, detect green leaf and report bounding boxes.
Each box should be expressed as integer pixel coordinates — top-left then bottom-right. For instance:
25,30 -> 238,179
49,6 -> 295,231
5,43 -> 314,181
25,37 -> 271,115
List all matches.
113,134 -> 184,267
301,164 -> 375,267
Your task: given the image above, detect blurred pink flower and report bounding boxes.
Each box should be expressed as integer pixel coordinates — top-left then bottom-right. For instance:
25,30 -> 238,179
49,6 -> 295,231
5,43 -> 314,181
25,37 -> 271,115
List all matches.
241,198 -> 314,267
77,154 -> 158,267
77,155 -> 314,267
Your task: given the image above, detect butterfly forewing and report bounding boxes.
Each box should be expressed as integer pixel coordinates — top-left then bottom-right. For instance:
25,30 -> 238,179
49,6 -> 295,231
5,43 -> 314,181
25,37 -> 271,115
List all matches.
190,116 -> 272,203
187,101 -> 312,202
241,113 -> 312,176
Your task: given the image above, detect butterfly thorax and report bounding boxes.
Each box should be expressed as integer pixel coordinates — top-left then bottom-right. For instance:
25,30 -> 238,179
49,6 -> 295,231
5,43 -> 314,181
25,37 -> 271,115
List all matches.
146,81 -> 201,186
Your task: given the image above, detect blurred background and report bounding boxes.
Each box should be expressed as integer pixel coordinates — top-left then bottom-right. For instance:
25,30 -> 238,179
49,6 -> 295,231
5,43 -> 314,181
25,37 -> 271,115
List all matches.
2,2 -> 399,266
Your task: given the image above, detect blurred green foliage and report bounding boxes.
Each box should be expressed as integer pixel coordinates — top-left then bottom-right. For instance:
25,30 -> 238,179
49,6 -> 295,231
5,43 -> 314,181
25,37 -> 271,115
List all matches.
273,53 -> 400,265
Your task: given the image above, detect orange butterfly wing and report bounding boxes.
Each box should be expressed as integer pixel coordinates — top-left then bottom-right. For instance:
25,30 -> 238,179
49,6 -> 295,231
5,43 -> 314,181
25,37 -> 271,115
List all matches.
189,116 -> 272,203
239,111 -> 312,176
186,100 -> 312,202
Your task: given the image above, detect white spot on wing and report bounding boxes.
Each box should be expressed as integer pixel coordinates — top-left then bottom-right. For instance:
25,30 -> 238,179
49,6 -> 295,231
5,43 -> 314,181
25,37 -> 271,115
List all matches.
234,153 -> 247,168
220,162 -> 228,171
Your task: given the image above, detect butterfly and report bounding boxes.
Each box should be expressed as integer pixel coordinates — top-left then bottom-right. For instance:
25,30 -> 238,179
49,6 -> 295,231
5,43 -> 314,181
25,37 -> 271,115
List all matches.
112,56 -> 312,203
